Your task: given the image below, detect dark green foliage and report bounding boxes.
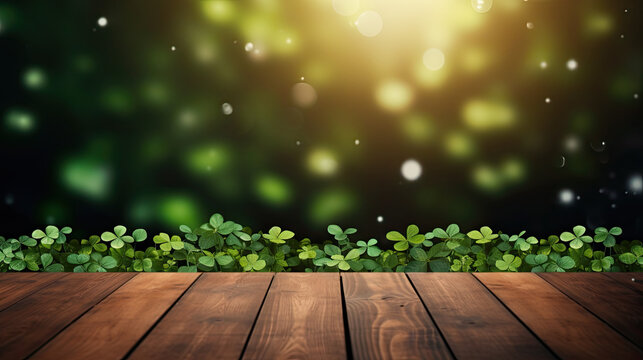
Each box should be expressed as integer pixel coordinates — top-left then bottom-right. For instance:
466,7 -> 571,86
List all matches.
0,216 -> 641,272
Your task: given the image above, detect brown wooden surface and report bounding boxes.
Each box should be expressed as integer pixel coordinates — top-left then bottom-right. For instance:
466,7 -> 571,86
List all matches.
540,272 -> 643,347
603,272 -> 643,294
475,273 -> 642,359
130,273 -> 273,360
343,273 -> 451,360
31,273 -> 199,360
0,272 -> 641,360
408,273 -> 553,360
0,273 -> 134,359
242,273 -> 346,360
0,272 -> 66,311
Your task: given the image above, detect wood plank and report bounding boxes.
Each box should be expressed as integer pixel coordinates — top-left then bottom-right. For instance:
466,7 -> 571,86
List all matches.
343,273 -> 452,360
475,273 -> 642,359
0,273 -> 67,311
0,273 -> 134,359
540,273 -> 643,347
603,272 -> 643,295
31,273 -> 199,360
242,273 -> 346,360
129,273 -> 273,360
409,273 -> 553,360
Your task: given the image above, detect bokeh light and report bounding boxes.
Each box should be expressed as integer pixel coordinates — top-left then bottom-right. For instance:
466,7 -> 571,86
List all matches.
375,79 -> 413,112
401,159 -> 422,181
0,0 -> 641,239
355,11 -> 383,37
308,148 -> 338,176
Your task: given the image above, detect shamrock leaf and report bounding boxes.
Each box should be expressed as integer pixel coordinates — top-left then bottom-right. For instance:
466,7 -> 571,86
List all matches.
239,253 -> 266,271
594,227 -> 622,248
262,226 -> 295,244
356,238 -> 381,257
466,226 -> 498,244
386,225 -> 425,251
560,225 -> 592,249
101,225 -> 135,249
298,245 -> 318,260
326,249 -> 361,271
495,254 -> 522,271
32,225 -> 60,246
153,233 -> 184,251
432,224 -> 464,249
327,225 -> 357,241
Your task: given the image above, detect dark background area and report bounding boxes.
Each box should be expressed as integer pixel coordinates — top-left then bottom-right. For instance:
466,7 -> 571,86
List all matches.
0,0 -> 641,241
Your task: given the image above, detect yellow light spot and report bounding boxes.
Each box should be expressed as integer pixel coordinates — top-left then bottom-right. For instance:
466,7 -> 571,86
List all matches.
423,48 -> 445,71
308,148 -> 338,176
444,132 -> 474,159
375,79 -> 413,112
202,0 -> 236,23
355,11 -> 383,37
401,114 -> 434,143
472,164 -> 501,191
463,99 -> 515,131
292,82 -> 318,108
332,0 -> 359,16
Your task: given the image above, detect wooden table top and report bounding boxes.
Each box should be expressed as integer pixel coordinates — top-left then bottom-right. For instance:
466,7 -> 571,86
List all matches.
0,272 -> 641,359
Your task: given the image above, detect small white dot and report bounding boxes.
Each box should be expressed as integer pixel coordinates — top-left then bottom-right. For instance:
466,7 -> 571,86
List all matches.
625,9 -> 628,13
171,46 -> 176,51
97,17 -> 108,27
566,59 -> 578,71
286,38 -> 292,44
401,159 -> 422,181
296,140 -> 301,146
222,102 -> 233,115
611,203 -> 616,209
540,61 -> 548,69
354,139 -> 360,145
559,189 -> 575,205
244,42 -> 254,52
545,97 -> 551,103
526,22 -> 534,30
300,76 -> 305,81
377,216 -> 384,223
635,93 -> 639,99
576,195 -> 581,200
632,278 -> 636,282
620,34 -> 625,39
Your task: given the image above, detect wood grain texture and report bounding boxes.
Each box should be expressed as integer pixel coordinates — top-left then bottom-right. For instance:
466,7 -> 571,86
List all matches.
129,273 -> 273,360
0,273 -> 67,311
475,273 -> 642,359
409,273 -> 553,360
602,272 -> 643,295
343,273 -> 451,360
0,273 -> 134,359
31,273 -> 199,360
540,272 -> 643,347
242,273 -> 346,360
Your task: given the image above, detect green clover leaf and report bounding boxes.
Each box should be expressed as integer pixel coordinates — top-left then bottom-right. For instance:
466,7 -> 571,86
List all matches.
560,225 -> 593,249
263,226 -> 295,244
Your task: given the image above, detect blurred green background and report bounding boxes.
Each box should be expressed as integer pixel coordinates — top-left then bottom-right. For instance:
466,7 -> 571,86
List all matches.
0,0 -> 641,239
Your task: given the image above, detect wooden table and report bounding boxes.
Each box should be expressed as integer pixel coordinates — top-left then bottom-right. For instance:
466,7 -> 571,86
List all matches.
0,273 -> 641,359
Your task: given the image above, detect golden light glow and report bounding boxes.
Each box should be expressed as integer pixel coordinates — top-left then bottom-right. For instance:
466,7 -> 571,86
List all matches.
463,99 -> 515,131
375,79 -> 413,112
308,148 -> 338,176
355,11 -> 383,37
332,0 -> 359,16
292,82 -> 318,108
